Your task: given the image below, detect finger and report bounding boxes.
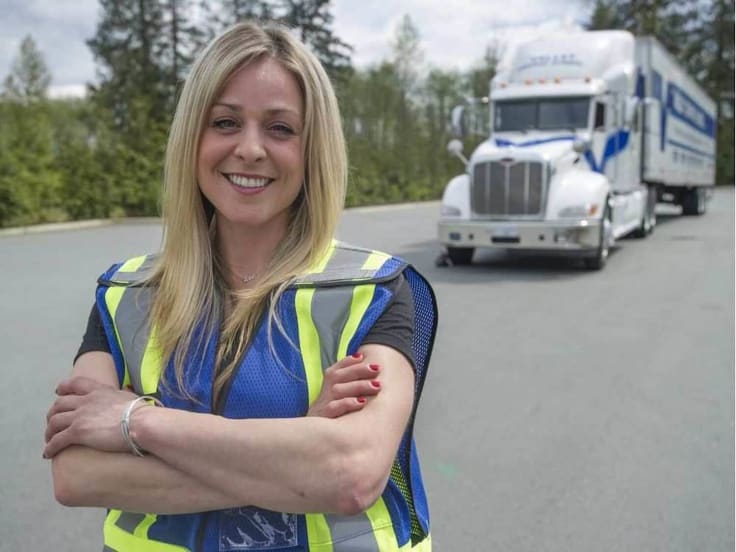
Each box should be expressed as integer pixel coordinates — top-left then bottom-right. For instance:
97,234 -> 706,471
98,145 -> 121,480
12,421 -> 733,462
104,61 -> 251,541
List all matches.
323,354 -> 364,379
46,395 -> 84,422
334,363 -> 381,383
56,376 -> 105,396
44,428 -> 74,458
45,411 -> 76,443
323,397 -> 367,418
332,379 -> 382,400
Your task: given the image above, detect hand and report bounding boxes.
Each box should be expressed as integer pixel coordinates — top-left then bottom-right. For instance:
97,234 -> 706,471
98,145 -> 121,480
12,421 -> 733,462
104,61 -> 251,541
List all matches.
44,376 -> 139,458
307,353 -> 382,418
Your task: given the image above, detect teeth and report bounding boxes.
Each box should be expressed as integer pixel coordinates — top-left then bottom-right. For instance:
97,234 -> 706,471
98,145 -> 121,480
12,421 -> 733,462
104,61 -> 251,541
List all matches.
227,174 -> 270,188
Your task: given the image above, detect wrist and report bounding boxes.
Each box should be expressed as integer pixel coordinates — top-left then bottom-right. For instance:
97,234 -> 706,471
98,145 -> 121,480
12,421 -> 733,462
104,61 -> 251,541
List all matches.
121,396 -> 163,456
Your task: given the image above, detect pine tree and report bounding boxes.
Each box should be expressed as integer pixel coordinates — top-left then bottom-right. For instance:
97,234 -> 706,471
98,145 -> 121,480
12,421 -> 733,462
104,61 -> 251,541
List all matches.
276,0 -> 352,81
2,35 -> 52,103
87,0 -> 169,130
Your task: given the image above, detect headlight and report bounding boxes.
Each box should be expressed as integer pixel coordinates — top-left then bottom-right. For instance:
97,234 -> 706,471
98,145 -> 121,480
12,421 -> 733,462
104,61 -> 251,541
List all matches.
558,204 -> 599,218
441,205 -> 462,217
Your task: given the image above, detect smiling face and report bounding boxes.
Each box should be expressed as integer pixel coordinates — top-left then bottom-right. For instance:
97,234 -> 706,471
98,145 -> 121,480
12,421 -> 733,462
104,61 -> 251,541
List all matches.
197,56 -> 305,241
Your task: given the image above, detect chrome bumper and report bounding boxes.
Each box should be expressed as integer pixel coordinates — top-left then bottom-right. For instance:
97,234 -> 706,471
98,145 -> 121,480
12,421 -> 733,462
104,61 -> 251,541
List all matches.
438,218 -> 601,251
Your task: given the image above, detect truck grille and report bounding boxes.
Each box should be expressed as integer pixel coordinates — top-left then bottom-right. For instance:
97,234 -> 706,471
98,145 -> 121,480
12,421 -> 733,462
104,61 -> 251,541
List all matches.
471,160 -> 546,217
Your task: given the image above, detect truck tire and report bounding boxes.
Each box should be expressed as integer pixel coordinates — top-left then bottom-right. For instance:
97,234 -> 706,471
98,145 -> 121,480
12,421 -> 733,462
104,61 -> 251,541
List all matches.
584,204 -> 612,270
632,184 -> 657,238
681,187 -> 706,216
447,246 -> 474,265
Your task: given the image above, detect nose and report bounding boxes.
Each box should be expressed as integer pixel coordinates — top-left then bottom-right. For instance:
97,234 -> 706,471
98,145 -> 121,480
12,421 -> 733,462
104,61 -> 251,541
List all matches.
234,125 -> 266,162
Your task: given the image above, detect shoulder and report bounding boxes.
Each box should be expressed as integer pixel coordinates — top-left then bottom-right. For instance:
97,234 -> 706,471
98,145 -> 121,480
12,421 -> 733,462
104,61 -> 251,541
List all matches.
97,253 -> 160,288
293,241 -> 408,288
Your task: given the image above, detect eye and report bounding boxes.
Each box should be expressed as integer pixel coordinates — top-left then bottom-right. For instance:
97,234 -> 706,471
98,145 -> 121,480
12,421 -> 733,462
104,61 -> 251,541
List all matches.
213,118 -> 239,131
268,122 -> 295,136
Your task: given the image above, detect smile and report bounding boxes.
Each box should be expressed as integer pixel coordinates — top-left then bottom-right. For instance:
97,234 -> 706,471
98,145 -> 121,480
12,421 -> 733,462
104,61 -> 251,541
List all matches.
224,173 -> 273,189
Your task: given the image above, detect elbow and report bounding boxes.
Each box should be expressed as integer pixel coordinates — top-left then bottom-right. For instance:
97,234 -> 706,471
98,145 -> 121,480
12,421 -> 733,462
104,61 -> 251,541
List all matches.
332,451 -> 390,516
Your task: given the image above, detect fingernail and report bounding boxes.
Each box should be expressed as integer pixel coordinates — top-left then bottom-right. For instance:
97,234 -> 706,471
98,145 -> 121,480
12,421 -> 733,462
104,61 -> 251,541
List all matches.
351,353 -> 362,359
357,397 -> 366,403
371,380 -> 381,388
369,364 -> 380,371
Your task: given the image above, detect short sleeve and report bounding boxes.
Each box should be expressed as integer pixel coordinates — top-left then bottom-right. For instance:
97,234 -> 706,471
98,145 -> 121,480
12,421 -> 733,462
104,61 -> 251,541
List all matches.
74,303 -> 111,363
361,274 -> 416,370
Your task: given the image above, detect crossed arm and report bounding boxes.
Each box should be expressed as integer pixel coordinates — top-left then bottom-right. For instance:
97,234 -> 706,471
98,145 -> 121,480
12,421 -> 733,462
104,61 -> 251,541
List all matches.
46,346 -> 415,516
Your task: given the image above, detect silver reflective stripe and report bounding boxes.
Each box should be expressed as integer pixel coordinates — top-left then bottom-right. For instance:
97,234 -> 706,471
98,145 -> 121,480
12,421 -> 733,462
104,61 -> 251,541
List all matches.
296,245 -> 385,285
310,286 -> 355,369
325,513 -> 381,551
111,255 -> 158,284
116,512 -> 146,534
114,287 -> 155,394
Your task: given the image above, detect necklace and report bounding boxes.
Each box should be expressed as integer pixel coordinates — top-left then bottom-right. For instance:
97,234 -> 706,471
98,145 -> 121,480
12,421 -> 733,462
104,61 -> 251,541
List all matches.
238,272 -> 257,283
224,265 -> 258,284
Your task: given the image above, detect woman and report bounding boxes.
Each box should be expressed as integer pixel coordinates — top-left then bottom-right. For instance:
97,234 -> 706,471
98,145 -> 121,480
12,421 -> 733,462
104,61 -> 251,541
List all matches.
45,20 -> 436,552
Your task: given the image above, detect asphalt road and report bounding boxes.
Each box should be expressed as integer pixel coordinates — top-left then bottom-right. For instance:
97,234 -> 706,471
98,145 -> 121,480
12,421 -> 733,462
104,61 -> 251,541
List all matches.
1,188 -> 733,551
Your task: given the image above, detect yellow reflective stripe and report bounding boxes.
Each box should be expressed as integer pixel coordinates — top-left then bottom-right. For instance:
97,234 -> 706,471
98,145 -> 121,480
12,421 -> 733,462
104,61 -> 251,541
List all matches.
337,284 -> 375,358
104,286 -> 131,388
295,288 -> 322,406
104,256 -> 147,390
296,243 -> 335,406
140,325 -> 164,394
305,513 -> 334,551
361,251 -> 388,271
103,511 -> 189,552
365,497 -> 398,551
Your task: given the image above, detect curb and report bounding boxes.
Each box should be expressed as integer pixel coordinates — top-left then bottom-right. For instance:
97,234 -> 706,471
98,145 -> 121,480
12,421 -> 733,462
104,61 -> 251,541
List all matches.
0,217 -> 161,238
0,201 -> 443,237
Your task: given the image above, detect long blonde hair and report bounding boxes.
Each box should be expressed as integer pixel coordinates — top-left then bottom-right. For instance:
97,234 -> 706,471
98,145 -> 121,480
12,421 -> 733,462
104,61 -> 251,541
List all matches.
149,21 -> 347,404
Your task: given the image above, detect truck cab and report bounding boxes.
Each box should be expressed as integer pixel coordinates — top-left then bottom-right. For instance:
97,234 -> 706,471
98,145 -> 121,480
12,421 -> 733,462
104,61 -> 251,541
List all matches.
439,31 -> 656,269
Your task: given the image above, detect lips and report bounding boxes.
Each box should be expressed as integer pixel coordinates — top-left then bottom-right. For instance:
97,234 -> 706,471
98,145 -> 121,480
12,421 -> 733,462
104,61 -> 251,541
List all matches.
223,173 -> 274,189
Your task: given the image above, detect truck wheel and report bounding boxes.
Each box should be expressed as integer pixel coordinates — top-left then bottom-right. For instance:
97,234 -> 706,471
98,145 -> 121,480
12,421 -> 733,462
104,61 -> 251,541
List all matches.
632,184 -> 657,238
681,187 -> 706,216
447,246 -> 474,265
584,204 -> 612,270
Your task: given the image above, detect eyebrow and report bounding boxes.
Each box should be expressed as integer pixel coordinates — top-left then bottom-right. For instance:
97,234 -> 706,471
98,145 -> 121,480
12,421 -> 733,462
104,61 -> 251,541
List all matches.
212,102 -> 301,117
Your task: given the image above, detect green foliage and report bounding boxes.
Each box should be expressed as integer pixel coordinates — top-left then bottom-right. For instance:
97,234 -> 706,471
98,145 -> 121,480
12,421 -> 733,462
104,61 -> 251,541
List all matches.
2,35 -> 52,103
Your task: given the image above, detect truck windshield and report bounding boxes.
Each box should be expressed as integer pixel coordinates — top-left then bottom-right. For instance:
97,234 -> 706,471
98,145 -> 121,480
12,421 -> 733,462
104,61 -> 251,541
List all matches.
494,97 -> 590,132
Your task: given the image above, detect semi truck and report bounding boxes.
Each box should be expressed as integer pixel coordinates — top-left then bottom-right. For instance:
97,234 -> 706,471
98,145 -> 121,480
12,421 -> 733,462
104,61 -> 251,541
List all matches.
438,30 -> 716,269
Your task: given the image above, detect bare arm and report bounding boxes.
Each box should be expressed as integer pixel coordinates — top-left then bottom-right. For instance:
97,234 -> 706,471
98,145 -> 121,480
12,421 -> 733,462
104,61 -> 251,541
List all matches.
131,343 -> 415,515
48,351 -> 386,513
50,352 -> 244,513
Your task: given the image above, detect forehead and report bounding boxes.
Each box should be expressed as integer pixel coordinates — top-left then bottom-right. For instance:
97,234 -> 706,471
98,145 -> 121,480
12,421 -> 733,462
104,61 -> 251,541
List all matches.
214,57 -> 304,114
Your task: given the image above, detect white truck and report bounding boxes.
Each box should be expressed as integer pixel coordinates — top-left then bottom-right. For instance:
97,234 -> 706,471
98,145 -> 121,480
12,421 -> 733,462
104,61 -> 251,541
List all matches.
439,30 -> 716,269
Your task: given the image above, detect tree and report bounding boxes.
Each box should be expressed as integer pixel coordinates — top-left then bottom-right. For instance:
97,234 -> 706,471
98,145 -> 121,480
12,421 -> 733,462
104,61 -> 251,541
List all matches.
2,35 -> 52,103
392,14 -> 423,99
276,0 -> 352,82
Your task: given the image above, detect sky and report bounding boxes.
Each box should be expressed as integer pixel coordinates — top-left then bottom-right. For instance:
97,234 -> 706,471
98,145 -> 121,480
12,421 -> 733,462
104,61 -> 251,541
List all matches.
0,0 -> 591,98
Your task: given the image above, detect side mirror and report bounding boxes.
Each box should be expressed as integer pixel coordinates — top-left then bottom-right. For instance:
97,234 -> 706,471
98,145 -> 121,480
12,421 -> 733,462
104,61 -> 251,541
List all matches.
451,105 -> 466,138
572,137 -> 591,153
447,139 -> 468,164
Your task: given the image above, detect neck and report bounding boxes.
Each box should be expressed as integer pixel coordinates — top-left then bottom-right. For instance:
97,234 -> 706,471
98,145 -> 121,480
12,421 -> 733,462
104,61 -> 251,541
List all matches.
214,217 -> 287,287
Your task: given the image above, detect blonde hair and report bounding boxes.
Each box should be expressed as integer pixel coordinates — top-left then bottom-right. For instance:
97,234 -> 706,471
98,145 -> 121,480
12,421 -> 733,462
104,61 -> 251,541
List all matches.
149,21 -> 347,404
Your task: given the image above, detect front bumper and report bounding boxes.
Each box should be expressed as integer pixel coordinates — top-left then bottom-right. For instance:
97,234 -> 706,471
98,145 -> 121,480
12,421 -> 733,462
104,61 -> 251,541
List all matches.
438,218 -> 601,251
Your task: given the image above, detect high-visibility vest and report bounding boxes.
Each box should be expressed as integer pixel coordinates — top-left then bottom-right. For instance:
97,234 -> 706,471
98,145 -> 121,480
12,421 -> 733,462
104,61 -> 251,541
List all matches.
96,241 -> 437,552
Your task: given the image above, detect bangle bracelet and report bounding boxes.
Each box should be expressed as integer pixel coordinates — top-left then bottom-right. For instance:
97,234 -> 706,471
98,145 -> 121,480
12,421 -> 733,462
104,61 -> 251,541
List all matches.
121,395 -> 163,457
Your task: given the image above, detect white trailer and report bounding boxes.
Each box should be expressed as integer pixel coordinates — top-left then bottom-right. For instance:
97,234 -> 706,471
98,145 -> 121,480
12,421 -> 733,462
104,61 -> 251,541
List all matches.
439,30 -> 716,269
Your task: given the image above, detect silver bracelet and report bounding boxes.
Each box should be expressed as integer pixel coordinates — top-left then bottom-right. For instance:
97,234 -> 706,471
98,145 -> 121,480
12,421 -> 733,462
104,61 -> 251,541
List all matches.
121,395 -> 163,457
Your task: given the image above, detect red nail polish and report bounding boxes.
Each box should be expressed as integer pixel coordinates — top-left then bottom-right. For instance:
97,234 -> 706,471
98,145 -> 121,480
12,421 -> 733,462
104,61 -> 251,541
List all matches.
357,397 -> 366,403
352,353 -> 362,359
371,380 -> 381,388
369,364 -> 380,371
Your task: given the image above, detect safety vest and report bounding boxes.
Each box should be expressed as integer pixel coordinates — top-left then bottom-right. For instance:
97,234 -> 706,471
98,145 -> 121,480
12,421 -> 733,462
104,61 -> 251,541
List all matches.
95,241 -> 437,552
